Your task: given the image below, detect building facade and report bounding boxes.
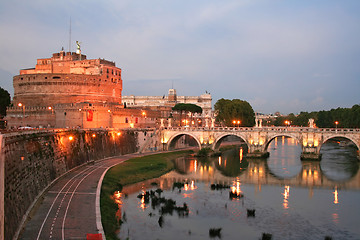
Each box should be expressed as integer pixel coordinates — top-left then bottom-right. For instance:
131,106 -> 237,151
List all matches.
122,88 -> 212,117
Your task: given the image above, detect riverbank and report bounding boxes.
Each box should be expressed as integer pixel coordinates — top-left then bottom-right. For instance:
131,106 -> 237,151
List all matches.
100,150 -> 194,240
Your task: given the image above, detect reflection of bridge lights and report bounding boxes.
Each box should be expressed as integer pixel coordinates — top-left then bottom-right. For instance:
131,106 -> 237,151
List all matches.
231,179 -> 242,196
139,190 -> 147,211
184,180 -> 197,191
332,213 -> 339,224
218,156 -> 222,165
194,160 -> 197,172
239,148 -> 243,162
333,186 -> 339,204
282,185 -> 290,209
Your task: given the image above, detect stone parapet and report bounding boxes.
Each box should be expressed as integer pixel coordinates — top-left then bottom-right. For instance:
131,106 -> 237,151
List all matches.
1,128 -> 159,240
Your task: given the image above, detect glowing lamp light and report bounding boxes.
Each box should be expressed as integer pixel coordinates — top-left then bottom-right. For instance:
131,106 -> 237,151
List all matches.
18,103 -> 23,107
314,140 -> 319,147
108,109 -> 111,113
117,132 -> 121,136
68,136 -> 74,141
129,123 -> 134,128
48,106 -> 52,110
92,134 -> 96,138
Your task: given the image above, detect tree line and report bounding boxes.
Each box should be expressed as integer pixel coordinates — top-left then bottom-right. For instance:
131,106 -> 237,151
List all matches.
267,104 -> 360,128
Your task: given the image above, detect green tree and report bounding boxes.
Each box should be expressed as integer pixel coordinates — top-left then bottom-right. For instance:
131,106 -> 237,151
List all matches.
172,103 -> 202,126
172,103 -> 202,114
214,98 -> 255,127
0,87 -> 11,117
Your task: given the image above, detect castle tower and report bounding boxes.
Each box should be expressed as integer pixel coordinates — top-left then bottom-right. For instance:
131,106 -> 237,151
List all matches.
168,88 -> 177,103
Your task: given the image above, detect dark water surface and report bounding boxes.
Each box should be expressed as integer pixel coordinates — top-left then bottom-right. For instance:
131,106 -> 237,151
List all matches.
115,137 -> 360,240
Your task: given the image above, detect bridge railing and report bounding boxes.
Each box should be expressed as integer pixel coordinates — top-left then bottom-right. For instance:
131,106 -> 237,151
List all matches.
162,126 -> 360,133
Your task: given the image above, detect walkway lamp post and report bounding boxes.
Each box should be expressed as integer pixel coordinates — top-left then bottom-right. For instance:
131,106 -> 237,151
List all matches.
233,120 -> 236,128
237,120 -> 241,127
18,103 -> 25,126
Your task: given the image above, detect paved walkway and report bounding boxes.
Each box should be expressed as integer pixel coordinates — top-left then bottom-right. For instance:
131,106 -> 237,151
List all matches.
19,152 -> 149,240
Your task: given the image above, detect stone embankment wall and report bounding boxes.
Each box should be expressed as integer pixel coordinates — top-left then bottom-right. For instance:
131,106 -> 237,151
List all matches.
0,128 -> 159,240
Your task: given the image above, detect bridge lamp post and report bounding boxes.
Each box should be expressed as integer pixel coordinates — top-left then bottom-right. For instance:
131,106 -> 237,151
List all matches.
232,120 -> 236,128
284,120 -> 290,127
335,121 -> 339,132
237,120 -> 241,127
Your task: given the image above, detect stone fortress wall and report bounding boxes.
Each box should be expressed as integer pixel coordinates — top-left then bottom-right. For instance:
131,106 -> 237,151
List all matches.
0,128 -> 160,240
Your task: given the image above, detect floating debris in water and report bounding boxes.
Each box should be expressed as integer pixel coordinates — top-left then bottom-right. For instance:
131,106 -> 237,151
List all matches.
173,182 -> 185,190
209,228 -> 222,238
158,215 -> 164,228
247,209 -> 255,217
210,183 -> 230,190
229,191 -> 244,199
261,233 -> 272,240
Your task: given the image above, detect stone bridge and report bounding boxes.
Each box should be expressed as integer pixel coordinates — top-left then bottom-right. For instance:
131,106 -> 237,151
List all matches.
160,126 -> 360,160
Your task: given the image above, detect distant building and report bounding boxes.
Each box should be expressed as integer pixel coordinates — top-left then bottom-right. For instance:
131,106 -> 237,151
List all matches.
122,88 -> 212,118
6,48 -> 157,129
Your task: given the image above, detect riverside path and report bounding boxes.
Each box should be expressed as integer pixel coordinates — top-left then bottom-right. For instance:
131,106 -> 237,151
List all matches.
19,152 -> 151,240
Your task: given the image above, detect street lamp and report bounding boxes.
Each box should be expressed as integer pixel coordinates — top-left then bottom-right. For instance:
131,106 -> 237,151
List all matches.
232,120 -> 236,128
237,120 -> 241,127
18,103 -> 25,126
335,121 -> 339,131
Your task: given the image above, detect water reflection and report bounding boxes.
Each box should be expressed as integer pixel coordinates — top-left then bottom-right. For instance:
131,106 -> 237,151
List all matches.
282,185 -> 290,210
267,136 -> 302,179
320,140 -> 359,181
115,139 -> 360,240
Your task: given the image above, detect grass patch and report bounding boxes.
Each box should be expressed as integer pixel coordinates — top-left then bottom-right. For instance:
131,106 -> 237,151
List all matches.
100,150 -> 193,240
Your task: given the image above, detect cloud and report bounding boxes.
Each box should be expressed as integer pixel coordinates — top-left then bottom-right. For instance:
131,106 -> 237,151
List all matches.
0,0 -> 359,114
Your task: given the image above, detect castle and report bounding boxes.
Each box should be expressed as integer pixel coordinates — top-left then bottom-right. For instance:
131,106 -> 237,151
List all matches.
6,47 -> 157,128
5,46 -> 212,129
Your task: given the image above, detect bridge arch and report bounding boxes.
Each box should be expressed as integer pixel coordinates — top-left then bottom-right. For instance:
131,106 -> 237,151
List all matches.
213,133 -> 249,150
320,135 -> 360,154
264,133 -> 301,152
166,132 -> 202,150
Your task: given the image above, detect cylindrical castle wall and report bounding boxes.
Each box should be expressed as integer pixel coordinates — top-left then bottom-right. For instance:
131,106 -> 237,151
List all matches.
12,73 -> 123,106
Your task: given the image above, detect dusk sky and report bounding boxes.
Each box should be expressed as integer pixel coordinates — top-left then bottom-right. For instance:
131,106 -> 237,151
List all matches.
0,0 -> 359,114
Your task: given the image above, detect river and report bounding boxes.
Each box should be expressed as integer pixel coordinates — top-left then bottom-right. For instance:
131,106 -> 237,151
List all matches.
114,136 -> 360,240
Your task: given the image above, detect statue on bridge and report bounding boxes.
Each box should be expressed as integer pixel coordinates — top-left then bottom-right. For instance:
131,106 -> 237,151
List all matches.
309,118 -> 315,128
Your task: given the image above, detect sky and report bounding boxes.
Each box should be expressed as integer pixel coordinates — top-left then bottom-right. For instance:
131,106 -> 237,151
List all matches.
0,0 -> 359,114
